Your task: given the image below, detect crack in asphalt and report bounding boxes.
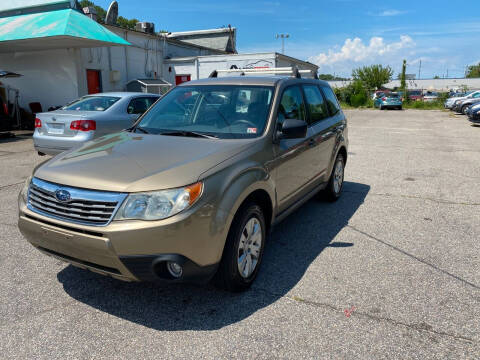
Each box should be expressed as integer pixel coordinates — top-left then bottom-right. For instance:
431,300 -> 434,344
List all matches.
347,225 -> 479,291
343,190 -> 480,206
0,181 -> 23,190
254,288 -> 475,343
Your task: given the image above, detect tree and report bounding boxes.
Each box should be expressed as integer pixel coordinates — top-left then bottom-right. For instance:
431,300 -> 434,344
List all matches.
400,60 -> 407,100
352,64 -> 393,90
466,63 -> 480,78
117,16 -> 139,30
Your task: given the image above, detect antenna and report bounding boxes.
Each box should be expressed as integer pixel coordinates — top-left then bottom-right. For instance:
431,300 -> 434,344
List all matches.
105,1 -> 118,25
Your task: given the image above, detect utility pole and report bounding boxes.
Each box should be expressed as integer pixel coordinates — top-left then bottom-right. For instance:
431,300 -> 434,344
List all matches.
418,60 -> 421,80
275,33 -> 290,54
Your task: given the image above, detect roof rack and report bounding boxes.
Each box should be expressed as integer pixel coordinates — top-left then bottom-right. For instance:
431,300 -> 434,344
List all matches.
208,66 -> 319,79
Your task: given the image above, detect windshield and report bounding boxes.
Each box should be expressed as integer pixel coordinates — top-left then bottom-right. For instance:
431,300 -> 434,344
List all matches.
409,91 -> 422,96
388,93 -> 400,98
63,96 -> 120,111
135,85 -> 274,139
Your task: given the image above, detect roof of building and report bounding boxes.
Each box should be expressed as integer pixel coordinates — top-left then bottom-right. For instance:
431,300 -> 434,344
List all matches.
167,27 -> 236,53
167,28 -> 237,37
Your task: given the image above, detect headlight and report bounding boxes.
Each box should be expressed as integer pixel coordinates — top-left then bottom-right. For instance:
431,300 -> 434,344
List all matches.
115,182 -> 203,221
20,176 -> 32,203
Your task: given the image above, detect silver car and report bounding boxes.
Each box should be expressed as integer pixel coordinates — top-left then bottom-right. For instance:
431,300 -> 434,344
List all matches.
33,92 -> 159,155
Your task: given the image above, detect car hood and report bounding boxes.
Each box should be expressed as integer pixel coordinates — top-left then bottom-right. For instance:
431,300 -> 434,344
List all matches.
34,132 -> 254,192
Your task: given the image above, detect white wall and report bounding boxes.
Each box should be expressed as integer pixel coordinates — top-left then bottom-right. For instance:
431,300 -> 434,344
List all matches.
0,48 -> 79,110
328,78 -> 480,91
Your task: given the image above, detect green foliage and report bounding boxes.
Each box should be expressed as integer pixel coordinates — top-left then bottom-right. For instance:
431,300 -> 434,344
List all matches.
334,80 -> 369,107
79,0 -> 106,23
79,0 -> 148,32
117,16 -> 138,30
400,60 -> 407,90
466,63 -> 480,78
352,64 -> 393,90
318,74 -> 348,81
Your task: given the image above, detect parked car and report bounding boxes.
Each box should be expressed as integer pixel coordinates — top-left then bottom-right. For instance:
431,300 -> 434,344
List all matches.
454,97 -> 480,114
448,90 -> 480,111
444,93 -> 465,109
33,92 -> 160,155
18,75 -> 348,292
452,92 -> 480,113
423,91 -> 439,102
467,103 -> 480,124
407,90 -> 423,101
374,92 -> 403,110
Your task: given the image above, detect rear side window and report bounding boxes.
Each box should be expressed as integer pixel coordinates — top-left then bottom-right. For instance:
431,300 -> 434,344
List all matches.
127,97 -> 159,114
303,85 -> 328,124
321,86 -> 341,116
278,86 -> 306,124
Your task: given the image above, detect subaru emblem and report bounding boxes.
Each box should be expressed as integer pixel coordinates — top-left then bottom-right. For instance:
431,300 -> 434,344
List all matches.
55,189 -> 71,202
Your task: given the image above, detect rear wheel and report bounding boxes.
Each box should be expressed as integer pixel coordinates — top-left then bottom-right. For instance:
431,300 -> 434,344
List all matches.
214,203 -> 266,292
461,104 -> 469,114
323,153 -> 345,202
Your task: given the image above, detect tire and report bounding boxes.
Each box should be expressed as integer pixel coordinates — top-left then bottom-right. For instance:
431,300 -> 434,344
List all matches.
398,106 -> 403,110
214,203 -> 266,292
461,105 -> 469,115
323,153 -> 345,202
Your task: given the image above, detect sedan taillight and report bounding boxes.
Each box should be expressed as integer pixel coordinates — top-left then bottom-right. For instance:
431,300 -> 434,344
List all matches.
34,118 -> 42,128
382,97 -> 387,101
70,120 -> 96,131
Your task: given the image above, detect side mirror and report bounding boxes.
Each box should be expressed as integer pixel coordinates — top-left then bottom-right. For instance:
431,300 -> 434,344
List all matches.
278,119 -> 308,139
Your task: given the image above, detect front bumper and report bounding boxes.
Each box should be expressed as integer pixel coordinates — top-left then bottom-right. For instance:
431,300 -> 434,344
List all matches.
18,194 -> 227,284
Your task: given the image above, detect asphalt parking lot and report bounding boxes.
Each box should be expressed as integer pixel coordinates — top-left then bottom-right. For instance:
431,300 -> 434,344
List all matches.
1,109 -> 479,359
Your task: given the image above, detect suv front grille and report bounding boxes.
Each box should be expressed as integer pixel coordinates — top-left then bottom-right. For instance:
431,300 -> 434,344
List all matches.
27,177 -> 127,226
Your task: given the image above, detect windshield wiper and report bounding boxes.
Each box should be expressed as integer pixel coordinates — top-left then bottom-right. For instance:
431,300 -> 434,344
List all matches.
134,126 -> 150,134
159,130 -> 218,139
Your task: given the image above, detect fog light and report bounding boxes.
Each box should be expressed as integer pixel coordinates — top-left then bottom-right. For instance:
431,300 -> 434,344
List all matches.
167,261 -> 183,278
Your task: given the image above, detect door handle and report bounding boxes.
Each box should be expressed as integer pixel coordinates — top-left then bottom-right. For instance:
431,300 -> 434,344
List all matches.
308,138 -> 316,147
321,131 -> 333,139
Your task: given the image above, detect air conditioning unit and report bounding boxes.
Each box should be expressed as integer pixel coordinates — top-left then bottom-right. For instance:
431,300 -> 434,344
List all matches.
135,22 -> 155,34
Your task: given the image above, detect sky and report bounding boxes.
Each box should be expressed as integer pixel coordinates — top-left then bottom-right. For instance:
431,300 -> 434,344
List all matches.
92,0 -> 480,79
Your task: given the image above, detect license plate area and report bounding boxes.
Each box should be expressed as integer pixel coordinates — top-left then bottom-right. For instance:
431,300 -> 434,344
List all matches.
47,123 -> 65,134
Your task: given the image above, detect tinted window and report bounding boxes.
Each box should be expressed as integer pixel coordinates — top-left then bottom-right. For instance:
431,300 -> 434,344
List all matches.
278,86 -> 306,124
321,86 -> 341,115
303,85 -> 328,124
137,85 -> 274,139
127,97 -> 159,114
63,96 -> 120,111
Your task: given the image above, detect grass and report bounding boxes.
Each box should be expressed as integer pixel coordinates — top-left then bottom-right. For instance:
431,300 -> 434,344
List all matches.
402,100 -> 445,110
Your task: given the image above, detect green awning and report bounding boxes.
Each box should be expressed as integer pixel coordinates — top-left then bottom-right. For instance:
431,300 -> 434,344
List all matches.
0,8 -> 130,52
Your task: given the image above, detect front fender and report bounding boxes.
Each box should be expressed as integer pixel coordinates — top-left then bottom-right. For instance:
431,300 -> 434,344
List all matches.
202,159 -> 275,263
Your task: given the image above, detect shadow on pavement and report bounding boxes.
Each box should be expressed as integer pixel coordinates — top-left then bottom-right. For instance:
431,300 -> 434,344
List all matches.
57,181 -> 369,330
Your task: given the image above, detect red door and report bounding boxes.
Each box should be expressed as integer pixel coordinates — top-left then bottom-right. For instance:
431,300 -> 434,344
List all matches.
86,69 -> 102,94
175,75 -> 191,85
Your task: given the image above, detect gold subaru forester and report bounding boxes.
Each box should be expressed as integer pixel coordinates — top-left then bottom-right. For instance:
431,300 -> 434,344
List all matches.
18,75 -> 348,292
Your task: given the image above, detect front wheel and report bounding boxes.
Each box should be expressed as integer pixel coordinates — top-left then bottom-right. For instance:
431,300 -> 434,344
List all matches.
323,153 -> 345,202
214,203 -> 266,292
